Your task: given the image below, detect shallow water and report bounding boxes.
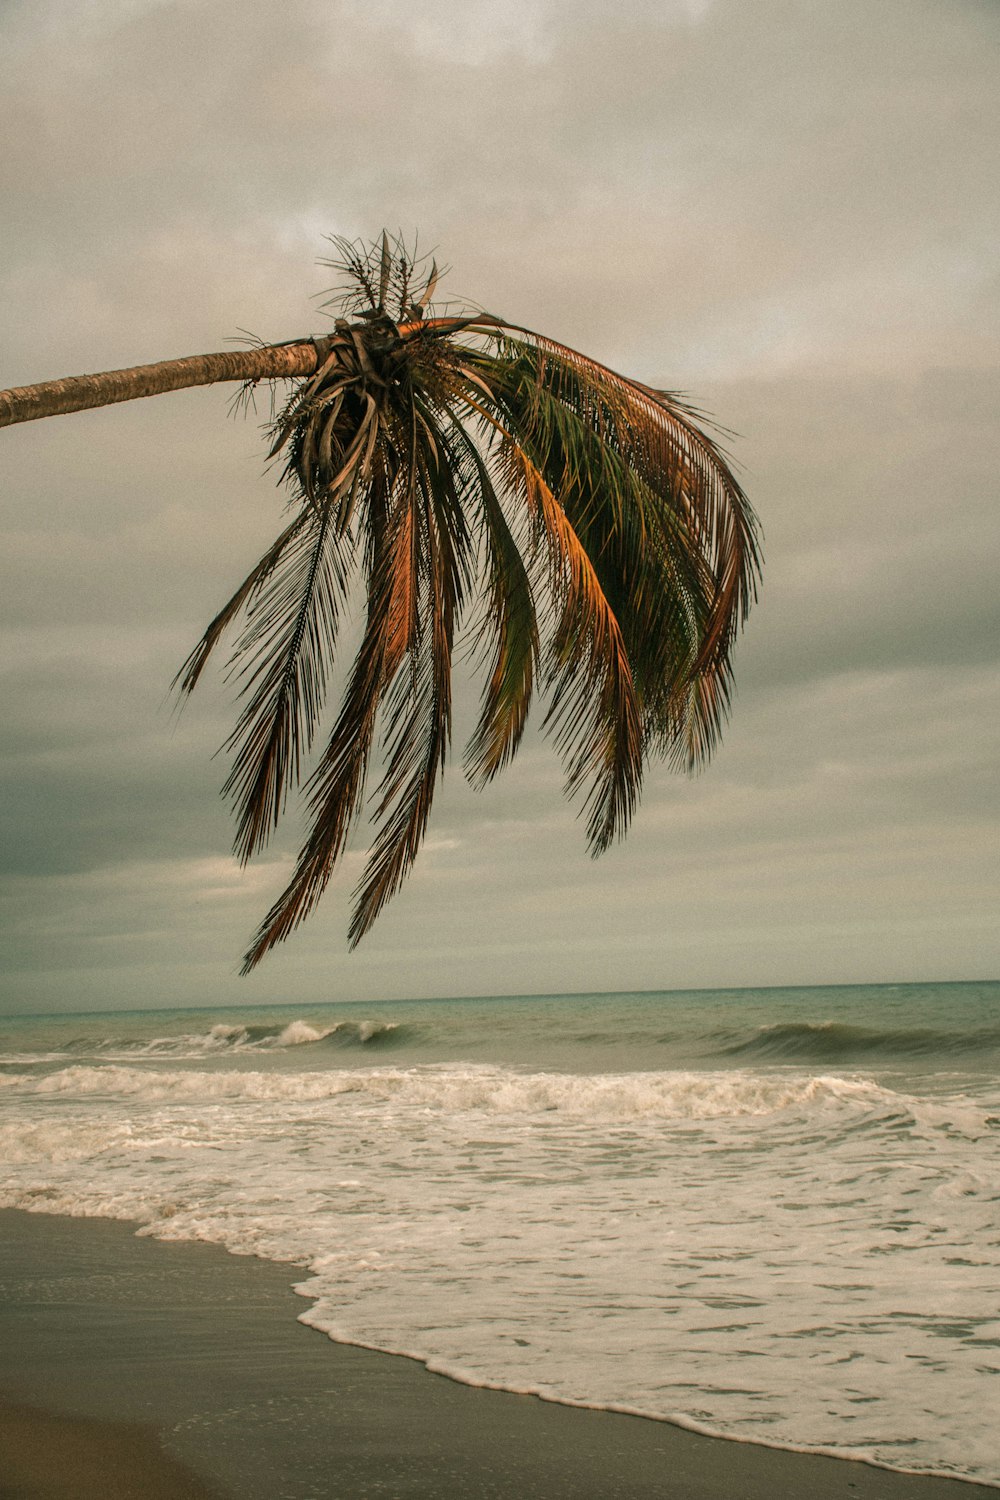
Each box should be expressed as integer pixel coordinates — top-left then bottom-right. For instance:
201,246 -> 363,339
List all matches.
1,982 -> 998,1485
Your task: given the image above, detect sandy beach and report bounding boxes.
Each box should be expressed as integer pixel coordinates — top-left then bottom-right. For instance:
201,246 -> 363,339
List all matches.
0,1208 -> 995,1500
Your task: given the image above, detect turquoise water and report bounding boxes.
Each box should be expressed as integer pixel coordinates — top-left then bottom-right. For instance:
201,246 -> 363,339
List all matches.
5,980 -> 998,1074
1,982 -> 998,1484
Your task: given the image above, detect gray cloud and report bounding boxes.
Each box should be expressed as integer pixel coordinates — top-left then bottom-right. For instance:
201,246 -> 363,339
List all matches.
1,0 -> 997,1010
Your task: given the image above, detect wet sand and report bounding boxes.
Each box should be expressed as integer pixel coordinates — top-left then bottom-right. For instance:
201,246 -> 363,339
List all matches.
0,1209 -> 994,1499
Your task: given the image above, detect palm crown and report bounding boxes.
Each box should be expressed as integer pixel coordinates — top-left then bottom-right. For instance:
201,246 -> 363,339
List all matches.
3,233 -> 761,970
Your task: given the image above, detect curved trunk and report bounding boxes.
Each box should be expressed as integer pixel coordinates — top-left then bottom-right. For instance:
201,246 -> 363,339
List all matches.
0,316 -> 513,431
0,341 -> 323,428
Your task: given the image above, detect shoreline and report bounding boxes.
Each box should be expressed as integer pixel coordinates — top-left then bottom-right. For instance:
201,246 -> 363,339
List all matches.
1,1207 -> 996,1500
0,1399 -> 222,1499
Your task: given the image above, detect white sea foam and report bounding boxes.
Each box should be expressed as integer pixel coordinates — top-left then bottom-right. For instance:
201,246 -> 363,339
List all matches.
2,992 -> 999,1489
0,1061 -> 919,1119
0,1052 -> 69,1065
201,1019 -> 344,1050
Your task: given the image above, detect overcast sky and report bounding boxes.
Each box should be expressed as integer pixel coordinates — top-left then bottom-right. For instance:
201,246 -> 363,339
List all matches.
1,0 -> 997,1014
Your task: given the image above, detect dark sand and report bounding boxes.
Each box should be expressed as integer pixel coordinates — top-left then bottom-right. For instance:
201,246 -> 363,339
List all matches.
0,1209 -> 994,1500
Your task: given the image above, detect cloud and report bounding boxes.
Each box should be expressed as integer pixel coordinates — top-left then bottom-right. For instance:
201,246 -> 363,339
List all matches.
3,0 -> 997,380
709,365 -> 1000,690
1,0 -> 997,1008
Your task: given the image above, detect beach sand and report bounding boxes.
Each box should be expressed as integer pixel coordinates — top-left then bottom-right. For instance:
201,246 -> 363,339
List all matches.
0,1208 -> 994,1499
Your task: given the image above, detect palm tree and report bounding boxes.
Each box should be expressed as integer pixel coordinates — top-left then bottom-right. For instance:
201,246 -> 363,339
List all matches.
1,234 -> 761,970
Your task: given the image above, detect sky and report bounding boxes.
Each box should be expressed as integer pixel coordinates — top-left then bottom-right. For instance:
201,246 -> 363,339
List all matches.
1,0 -> 997,1014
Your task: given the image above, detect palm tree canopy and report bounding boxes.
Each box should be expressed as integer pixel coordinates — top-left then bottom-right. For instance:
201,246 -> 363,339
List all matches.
6,233 -> 762,969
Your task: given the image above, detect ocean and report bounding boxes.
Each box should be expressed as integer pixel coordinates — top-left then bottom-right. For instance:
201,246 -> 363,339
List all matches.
1,982 -> 998,1486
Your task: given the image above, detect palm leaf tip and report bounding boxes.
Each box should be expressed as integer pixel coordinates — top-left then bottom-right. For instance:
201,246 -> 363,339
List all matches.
175,233 -> 759,965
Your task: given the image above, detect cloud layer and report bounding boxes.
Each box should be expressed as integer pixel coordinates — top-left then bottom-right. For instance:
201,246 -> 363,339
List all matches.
1,0 -> 997,1010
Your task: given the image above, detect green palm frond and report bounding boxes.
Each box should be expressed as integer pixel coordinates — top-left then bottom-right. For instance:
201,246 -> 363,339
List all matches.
176,236 -> 761,968
219,499 -> 351,863
471,334 -> 758,764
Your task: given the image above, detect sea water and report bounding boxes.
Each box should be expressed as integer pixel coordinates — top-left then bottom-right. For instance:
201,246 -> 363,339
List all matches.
1,982 -> 998,1486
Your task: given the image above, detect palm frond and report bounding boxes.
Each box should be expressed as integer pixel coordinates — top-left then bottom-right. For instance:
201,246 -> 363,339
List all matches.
172,509 -> 313,696
349,452 -> 465,946
494,433 -> 644,852
468,333 -> 760,768
239,475 -> 402,971
220,500 -> 352,862
172,235 -> 761,966
459,431 -> 539,785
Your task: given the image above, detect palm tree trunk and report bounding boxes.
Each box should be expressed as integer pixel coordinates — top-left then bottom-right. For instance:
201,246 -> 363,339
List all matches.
0,340 -> 324,428
0,316 -> 516,431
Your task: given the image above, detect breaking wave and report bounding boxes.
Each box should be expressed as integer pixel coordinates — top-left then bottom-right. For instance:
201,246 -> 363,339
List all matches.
717,1020 -> 1000,1063
7,1018 -> 409,1064
1,1062 -> 991,1137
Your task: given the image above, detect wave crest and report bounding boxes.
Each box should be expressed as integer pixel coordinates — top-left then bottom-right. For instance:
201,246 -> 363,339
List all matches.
32,1017 -> 407,1062
719,1021 -> 1000,1062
